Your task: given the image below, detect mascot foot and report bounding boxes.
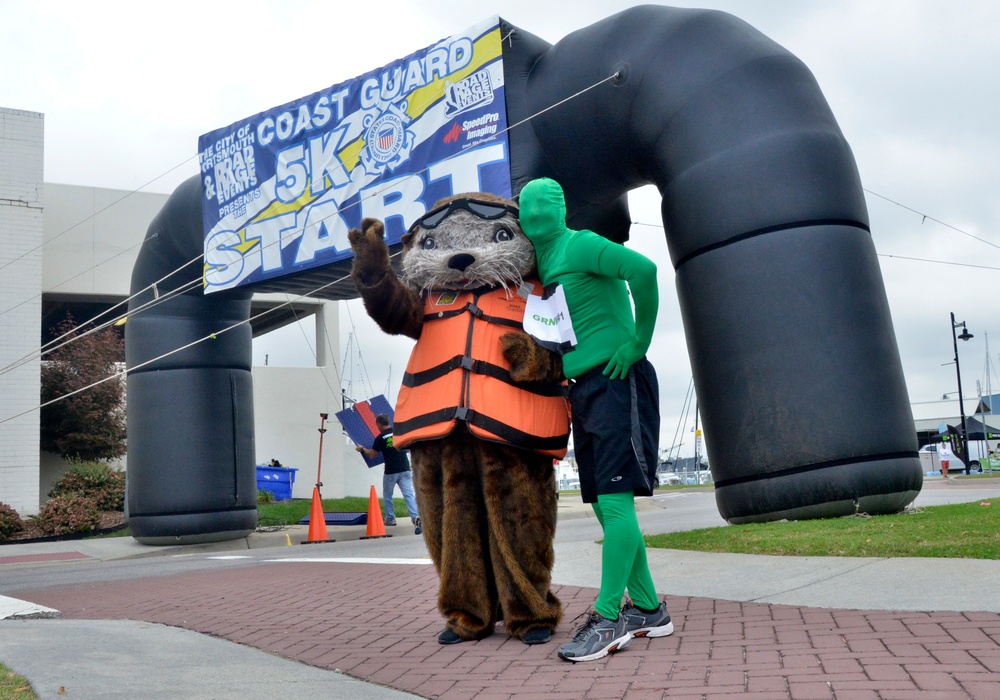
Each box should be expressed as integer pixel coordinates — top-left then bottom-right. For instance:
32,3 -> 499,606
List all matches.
438,629 -> 463,645
520,627 -> 552,645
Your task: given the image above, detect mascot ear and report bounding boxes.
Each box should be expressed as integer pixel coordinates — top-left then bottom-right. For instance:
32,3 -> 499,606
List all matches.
401,230 -> 415,248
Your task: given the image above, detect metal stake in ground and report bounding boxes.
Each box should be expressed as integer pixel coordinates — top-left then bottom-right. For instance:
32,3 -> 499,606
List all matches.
316,412 -> 328,491
302,412 -> 335,544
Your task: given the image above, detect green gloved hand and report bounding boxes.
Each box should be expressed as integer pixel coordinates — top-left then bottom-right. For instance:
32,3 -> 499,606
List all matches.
603,339 -> 646,380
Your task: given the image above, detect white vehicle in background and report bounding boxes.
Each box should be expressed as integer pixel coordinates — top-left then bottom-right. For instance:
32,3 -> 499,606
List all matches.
919,442 -> 998,474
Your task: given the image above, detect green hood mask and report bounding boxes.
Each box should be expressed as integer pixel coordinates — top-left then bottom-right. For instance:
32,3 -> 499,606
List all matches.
518,178 -> 569,250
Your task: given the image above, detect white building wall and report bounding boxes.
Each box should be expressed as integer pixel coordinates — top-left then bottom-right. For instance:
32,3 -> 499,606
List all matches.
250,367 -> 380,501
251,301 -> 378,500
43,183 -> 169,295
0,108 -> 44,515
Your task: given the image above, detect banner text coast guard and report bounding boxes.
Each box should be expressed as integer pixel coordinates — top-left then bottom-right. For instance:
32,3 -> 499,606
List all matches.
199,17 -> 510,294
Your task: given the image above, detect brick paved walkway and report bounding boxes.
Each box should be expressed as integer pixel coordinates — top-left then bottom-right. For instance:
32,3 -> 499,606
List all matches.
16,561 -> 1000,699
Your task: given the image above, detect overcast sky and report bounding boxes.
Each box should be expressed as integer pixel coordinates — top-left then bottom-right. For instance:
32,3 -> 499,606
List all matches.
4,0 -> 999,459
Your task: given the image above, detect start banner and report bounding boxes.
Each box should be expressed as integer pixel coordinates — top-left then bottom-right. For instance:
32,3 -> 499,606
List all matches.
199,16 -> 511,294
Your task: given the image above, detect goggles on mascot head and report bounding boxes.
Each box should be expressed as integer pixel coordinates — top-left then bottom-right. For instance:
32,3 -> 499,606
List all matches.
408,198 -> 519,234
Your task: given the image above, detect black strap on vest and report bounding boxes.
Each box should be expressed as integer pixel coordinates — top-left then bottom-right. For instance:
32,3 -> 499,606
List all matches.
401,353 -> 565,398
423,301 -> 523,329
393,406 -> 568,453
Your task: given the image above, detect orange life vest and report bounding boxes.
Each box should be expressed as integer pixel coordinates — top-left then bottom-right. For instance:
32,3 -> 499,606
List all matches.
393,283 -> 570,458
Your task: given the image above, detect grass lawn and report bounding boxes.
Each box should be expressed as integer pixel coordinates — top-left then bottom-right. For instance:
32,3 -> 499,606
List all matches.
83,495 -> 416,539
0,664 -> 35,699
646,500 -> 1000,559
257,496 -> 414,527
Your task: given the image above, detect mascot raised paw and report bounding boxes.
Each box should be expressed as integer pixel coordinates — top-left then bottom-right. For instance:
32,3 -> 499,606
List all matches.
349,193 -> 570,645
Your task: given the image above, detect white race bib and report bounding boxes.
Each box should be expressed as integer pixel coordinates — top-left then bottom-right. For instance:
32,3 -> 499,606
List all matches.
522,284 -> 577,354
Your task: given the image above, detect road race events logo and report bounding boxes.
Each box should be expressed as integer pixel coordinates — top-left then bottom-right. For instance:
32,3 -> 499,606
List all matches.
444,69 -> 494,117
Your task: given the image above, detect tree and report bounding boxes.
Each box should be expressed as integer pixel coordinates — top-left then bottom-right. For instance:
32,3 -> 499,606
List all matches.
40,315 -> 127,462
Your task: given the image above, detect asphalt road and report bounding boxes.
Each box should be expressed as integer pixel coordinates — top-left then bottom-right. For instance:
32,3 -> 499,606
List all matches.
4,479 -> 999,596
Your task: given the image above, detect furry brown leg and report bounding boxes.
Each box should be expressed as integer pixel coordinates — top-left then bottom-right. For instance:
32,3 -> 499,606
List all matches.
415,428 -> 497,640
480,443 -> 563,640
410,446 -> 440,564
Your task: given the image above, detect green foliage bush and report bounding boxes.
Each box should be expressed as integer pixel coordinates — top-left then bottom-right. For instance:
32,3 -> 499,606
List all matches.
49,462 -> 125,511
31,494 -> 102,536
0,503 -> 24,539
257,489 -> 276,504
40,315 -> 127,462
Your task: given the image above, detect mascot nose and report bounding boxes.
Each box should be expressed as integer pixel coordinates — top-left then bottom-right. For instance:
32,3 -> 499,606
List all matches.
448,253 -> 476,271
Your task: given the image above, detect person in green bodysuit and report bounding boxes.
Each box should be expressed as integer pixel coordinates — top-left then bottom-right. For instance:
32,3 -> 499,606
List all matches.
519,177 -> 674,662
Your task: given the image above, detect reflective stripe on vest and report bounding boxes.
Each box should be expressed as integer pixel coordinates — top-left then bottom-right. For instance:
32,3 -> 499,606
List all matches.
393,284 -> 570,458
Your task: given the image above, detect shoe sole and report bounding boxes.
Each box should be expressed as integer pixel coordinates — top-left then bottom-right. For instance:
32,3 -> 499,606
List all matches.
630,620 -> 674,638
438,631 -> 463,645
557,632 -> 632,662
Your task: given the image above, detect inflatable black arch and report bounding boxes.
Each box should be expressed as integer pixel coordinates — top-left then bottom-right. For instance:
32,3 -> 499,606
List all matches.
126,5 -> 922,544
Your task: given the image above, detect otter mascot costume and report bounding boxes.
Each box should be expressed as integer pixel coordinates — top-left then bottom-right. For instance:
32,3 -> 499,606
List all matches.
348,193 -> 570,645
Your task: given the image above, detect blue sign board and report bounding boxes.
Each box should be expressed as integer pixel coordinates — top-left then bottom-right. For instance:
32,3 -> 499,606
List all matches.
199,17 -> 511,293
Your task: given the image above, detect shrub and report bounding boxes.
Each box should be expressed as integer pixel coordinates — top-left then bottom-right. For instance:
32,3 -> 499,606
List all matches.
257,489 -> 276,504
49,462 -> 126,512
0,503 -> 24,540
31,494 -> 102,536
40,315 -> 126,462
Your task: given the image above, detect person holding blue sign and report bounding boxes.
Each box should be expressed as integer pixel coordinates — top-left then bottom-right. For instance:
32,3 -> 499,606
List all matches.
356,414 -> 422,534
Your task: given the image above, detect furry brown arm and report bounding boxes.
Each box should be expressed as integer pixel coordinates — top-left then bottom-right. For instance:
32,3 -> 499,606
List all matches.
500,331 -> 564,383
348,218 -> 423,340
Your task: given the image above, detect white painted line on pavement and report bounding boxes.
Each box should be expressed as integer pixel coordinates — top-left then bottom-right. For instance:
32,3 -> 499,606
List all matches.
0,595 -> 60,620
264,557 -> 434,565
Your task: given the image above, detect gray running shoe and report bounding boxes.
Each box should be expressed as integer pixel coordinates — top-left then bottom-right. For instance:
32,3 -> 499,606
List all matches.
620,600 -> 673,638
413,517 -> 422,535
557,610 -> 632,662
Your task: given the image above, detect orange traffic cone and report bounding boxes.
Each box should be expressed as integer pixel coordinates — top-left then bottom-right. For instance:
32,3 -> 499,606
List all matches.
360,485 -> 391,539
301,486 -> 336,544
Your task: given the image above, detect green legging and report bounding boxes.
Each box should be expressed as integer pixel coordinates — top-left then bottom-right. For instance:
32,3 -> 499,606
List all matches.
592,491 -> 659,620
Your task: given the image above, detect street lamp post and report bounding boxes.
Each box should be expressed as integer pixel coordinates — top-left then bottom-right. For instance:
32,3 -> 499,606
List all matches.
951,312 -> 974,472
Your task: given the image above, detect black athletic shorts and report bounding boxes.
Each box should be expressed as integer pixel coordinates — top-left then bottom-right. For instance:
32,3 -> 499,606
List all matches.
569,357 -> 660,504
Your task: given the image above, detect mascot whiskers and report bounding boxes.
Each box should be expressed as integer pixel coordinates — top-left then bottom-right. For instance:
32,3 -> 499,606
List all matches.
348,193 -> 569,645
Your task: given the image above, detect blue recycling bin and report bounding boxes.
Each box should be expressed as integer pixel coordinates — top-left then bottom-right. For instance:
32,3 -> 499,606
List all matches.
255,466 -> 298,501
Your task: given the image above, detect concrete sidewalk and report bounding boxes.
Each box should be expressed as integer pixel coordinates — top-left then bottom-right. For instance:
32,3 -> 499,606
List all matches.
2,482 -> 1000,698
0,619 -> 423,700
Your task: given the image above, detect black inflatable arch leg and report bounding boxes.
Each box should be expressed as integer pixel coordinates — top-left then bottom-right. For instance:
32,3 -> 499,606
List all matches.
126,176 -> 257,544
503,6 -> 922,522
